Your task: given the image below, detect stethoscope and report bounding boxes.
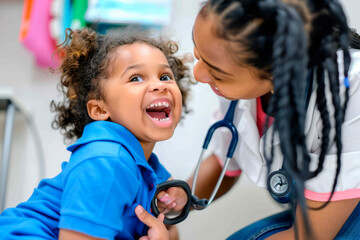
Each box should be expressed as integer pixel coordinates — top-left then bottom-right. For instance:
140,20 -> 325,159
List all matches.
150,68 -> 317,224
151,100 -> 239,225
151,94 -> 300,224
151,95 -> 298,224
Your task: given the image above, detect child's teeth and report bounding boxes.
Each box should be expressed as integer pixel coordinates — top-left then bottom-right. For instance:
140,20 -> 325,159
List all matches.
146,101 -> 170,109
152,117 -> 169,122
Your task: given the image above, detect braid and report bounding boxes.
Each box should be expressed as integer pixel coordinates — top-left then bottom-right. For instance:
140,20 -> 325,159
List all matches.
267,2 -> 312,232
305,0 -> 351,209
309,67 -> 331,178
314,33 -> 343,209
325,0 -> 351,118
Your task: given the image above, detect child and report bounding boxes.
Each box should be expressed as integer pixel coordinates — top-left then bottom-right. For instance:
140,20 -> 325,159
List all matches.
0,27 -> 192,239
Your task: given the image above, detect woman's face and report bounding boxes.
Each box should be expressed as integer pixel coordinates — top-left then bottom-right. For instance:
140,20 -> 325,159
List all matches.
192,12 -> 273,100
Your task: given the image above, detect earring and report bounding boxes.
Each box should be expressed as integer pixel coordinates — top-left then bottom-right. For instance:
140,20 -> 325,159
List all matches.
271,89 -> 274,94
101,113 -> 105,117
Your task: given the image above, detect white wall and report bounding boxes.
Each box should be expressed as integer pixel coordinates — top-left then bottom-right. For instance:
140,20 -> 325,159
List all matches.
0,0 -> 359,239
0,0 -> 69,205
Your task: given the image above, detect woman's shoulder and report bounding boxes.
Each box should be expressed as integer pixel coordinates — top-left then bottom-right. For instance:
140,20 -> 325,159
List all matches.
333,50 -> 360,99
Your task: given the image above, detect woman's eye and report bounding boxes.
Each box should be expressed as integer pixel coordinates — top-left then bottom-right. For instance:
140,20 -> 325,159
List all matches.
210,73 -> 222,81
160,75 -> 172,81
213,76 -> 222,81
130,76 -> 144,82
208,70 -> 222,81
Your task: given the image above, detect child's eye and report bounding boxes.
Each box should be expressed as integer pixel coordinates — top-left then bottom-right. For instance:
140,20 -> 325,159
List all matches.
160,75 -> 172,81
130,76 -> 144,82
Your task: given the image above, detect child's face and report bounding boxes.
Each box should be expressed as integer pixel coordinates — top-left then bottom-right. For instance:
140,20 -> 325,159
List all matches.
101,42 -> 182,144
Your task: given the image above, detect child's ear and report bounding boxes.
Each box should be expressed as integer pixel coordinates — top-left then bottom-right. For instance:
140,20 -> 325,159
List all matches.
87,99 -> 109,121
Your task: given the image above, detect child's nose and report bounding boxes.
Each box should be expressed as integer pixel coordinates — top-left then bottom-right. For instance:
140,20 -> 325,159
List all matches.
149,80 -> 168,92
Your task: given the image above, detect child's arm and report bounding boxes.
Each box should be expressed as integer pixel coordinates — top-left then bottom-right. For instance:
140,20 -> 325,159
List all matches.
59,229 -> 105,240
135,205 -> 170,240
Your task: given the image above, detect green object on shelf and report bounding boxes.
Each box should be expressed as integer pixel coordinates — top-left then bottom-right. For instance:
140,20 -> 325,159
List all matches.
71,0 -> 88,29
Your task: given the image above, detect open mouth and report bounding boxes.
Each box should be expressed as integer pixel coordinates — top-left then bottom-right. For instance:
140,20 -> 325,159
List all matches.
145,101 -> 171,122
210,85 -> 224,97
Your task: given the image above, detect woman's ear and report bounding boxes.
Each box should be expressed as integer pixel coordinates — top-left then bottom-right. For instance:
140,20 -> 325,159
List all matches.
87,99 -> 110,121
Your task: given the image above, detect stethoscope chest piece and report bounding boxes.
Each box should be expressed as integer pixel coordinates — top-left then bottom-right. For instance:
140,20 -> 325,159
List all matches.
267,169 -> 292,204
150,100 -> 240,225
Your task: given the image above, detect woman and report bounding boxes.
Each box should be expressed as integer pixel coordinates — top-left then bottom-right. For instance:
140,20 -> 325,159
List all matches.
137,0 -> 360,239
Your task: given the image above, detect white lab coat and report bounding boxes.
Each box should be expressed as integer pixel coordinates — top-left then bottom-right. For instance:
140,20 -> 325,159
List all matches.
209,50 -> 360,201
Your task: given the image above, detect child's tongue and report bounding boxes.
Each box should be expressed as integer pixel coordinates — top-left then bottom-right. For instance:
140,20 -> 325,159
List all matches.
147,111 -> 166,119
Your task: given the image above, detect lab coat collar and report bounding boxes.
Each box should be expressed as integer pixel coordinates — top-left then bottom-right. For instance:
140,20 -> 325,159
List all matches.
229,98 -> 267,185
229,98 -> 282,187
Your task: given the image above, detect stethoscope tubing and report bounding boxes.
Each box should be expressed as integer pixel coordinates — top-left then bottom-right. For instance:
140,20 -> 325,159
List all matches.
192,155 -> 233,207
192,100 -> 239,208
151,100 -> 240,224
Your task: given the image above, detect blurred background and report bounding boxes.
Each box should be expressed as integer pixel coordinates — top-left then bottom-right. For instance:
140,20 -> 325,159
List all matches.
0,0 -> 359,239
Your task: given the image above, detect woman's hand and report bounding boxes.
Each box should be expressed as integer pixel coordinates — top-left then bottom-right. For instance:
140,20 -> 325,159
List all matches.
135,205 -> 170,240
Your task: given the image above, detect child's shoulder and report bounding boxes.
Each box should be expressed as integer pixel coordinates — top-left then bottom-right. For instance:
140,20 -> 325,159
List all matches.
68,121 -> 140,161
62,141 -> 139,181
63,121 -> 144,173
75,139 -> 126,157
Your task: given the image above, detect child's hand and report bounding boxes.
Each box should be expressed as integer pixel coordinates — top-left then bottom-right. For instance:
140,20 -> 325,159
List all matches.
156,187 -> 188,214
135,205 -> 170,240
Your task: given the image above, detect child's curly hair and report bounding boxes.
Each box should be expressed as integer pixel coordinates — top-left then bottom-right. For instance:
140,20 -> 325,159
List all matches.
51,28 -> 193,142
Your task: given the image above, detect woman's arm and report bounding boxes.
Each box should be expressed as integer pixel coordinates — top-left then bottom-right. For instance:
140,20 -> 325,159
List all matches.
267,198 -> 360,240
59,229 -> 105,240
158,153 -> 239,209
187,154 -> 240,200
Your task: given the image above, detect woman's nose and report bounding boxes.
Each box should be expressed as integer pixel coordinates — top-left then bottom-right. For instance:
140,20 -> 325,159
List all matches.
193,61 -> 213,84
149,80 -> 168,92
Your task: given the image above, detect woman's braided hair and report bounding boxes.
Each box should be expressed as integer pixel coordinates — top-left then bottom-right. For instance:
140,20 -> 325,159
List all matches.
51,28 -> 193,142
202,0 -> 359,234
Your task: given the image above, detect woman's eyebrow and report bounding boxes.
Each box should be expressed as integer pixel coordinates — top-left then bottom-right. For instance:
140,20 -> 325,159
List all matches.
192,28 -> 233,76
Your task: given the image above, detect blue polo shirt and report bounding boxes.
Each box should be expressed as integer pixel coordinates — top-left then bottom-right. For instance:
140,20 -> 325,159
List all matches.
0,121 -> 171,239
